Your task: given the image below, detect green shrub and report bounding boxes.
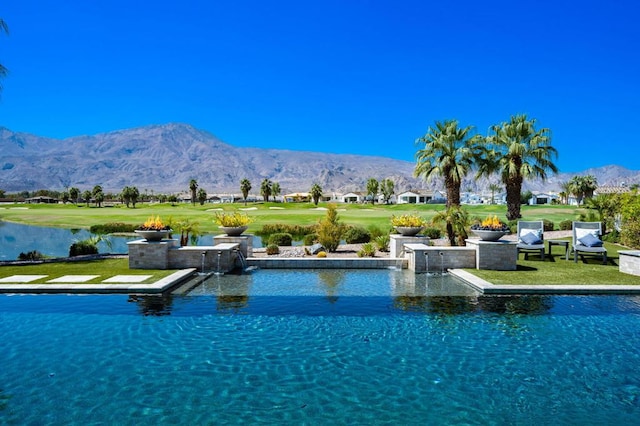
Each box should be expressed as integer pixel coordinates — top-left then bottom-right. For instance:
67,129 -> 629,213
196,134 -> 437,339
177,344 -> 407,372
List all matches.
374,235 -> 390,252
303,233 -> 318,245
268,233 -> 293,246
316,204 -> 346,252
543,219 -> 554,231
257,224 -> 316,240
367,225 -> 385,239
266,244 -> 280,255
357,242 -> 376,257
18,250 -> 45,261
90,222 -> 138,234
343,226 -> 371,244
422,227 -> 442,239
559,220 -> 573,231
69,241 -> 99,257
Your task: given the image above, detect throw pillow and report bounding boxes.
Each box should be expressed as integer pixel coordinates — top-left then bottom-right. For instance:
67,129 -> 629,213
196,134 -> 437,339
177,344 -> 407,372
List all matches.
520,231 -> 543,245
578,233 -> 603,247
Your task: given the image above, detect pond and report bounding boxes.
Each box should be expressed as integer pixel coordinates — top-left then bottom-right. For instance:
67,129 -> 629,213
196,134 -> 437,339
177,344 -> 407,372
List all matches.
1,269 -> 640,424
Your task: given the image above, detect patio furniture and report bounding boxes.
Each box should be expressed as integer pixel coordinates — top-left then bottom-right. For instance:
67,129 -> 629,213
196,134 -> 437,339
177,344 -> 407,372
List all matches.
516,221 -> 545,260
572,221 -> 607,265
547,239 -> 570,261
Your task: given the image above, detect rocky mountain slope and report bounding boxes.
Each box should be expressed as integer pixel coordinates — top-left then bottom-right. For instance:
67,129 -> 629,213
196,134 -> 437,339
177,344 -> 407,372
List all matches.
1,123 -> 638,194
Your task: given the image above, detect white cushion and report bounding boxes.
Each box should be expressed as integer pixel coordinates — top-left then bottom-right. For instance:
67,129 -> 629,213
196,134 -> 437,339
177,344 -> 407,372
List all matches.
575,228 -> 599,240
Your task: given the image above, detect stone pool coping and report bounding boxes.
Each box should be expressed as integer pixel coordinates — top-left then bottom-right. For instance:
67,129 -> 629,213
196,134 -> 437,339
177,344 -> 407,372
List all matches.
1,264 -> 640,295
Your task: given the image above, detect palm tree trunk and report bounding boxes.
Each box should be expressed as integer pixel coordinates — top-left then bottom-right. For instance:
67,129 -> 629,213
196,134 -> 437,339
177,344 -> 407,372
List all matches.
505,178 -> 523,220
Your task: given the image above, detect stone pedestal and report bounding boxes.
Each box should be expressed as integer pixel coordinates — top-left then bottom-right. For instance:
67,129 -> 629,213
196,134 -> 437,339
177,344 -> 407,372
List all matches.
214,234 -> 252,258
127,239 -> 178,269
390,235 -> 430,258
466,238 -> 517,270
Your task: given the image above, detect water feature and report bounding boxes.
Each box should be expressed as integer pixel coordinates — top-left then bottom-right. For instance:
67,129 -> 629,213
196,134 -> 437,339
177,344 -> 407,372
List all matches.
235,248 -> 248,270
1,269 -> 640,424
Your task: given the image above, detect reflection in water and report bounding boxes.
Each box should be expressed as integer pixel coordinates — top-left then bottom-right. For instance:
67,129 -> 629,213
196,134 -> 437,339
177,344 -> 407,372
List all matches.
478,295 -> 554,315
128,294 -> 174,316
318,270 -> 345,303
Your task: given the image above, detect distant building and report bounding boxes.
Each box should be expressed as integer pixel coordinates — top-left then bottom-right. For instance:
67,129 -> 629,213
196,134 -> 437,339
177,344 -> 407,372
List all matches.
528,192 -> 559,205
341,192 -> 365,203
25,196 -> 58,204
396,190 -> 445,204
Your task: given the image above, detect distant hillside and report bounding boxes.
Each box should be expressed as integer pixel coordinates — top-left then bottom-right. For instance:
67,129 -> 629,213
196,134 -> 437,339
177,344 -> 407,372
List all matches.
1,123 -> 638,194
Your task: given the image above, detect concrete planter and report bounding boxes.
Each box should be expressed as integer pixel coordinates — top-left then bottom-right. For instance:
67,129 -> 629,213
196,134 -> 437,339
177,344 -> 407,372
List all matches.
394,226 -> 423,236
134,229 -> 171,242
471,229 -> 508,241
219,226 -> 248,236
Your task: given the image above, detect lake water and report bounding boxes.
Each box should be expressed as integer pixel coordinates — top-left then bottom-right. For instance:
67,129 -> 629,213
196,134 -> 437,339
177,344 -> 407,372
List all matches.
1,269 -> 640,424
0,221 -> 137,260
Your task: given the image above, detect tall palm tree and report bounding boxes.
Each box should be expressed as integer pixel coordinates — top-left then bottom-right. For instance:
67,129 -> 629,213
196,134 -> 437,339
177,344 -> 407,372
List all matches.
260,179 -> 272,203
414,119 -> 481,208
271,182 -> 281,201
240,178 -> 251,205
569,175 -> 598,205
310,183 -> 323,206
0,19 -> 8,93
189,179 -> 198,205
482,114 -> 558,220
488,183 -> 501,205
559,181 -> 572,205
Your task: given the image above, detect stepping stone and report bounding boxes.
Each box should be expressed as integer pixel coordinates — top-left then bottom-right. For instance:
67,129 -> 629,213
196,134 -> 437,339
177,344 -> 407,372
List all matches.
102,275 -> 151,283
0,275 -> 48,283
47,275 -> 99,283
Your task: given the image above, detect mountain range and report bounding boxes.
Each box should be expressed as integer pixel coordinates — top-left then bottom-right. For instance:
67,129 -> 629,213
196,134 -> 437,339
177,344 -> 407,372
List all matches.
1,123 -> 638,195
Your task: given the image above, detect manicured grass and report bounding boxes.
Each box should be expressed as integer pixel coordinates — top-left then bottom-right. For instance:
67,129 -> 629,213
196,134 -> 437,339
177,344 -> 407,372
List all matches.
0,202 -> 587,234
0,258 -> 178,284
467,239 -> 640,285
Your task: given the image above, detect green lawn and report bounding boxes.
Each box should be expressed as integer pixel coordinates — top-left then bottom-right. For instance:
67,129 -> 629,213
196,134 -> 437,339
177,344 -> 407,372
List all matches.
0,258 -> 177,284
0,201 -> 587,233
467,239 -> 640,285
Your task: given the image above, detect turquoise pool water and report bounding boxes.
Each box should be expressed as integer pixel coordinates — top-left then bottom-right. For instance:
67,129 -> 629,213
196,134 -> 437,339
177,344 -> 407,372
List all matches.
1,270 -> 640,425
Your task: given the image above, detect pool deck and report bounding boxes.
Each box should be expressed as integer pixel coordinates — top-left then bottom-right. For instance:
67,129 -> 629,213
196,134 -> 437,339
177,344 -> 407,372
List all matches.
0,269 -> 196,294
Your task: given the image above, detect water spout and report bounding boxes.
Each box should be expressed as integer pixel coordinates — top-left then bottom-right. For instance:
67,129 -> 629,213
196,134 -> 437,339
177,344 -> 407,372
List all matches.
439,252 -> 444,275
214,251 -> 224,276
201,251 -> 206,274
424,253 -> 429,275
235,249 -> 248,272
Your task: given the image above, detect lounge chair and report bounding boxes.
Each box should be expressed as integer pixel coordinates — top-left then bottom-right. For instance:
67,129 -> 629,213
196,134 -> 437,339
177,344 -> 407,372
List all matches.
517,221 -> 545,260
572,221 -> 607,265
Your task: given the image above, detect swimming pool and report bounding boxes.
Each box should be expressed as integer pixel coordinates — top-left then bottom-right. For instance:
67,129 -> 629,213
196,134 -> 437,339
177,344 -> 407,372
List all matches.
1,269 -> 640,424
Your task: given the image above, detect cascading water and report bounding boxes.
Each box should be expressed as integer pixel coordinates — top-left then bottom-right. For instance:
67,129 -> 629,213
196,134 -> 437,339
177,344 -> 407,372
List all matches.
214,251 -> 224,276
235,249 -> 248,271
201,252 -> 206,274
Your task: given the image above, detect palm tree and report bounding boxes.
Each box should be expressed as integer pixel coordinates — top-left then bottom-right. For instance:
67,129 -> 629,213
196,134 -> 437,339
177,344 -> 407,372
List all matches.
414,119 -> 481,208
0,19 -> 8,93
482,114 -> 558,220
559,181 -> 572,205
380,178 -> 394,204
488,183 -> 501,205
240,178 -> 252,205
366,178 -> 379,204
69,187 -> 80,204
432,206 -> 470,246
271,182 -> 281,202
310,183 -> 323,206
569,175 -> 598,206
260,179 -> 272,202
197,188 -> 208,205
189,179 -> 198,205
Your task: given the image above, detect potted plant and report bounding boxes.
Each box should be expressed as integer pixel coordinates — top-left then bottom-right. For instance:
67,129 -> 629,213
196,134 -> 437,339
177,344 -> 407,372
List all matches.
214,211 -> 252,236
135,215 -> 172,242
391,213 -> 426,236
470,215 -> 510,241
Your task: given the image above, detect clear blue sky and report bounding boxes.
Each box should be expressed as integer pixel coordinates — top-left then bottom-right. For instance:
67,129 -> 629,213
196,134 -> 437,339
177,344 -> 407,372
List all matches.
2,0 -> 639,172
